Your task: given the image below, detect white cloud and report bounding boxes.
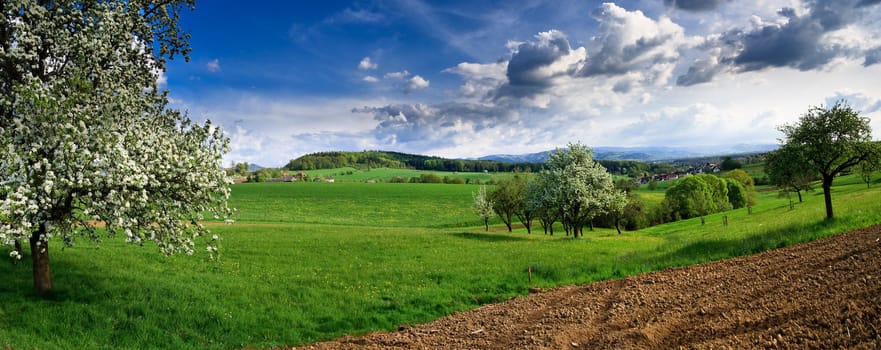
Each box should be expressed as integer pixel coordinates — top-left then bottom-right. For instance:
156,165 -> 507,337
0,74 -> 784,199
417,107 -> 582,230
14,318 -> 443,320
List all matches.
384,70 -> 410,79
405,75 -> 430,93
362,75 -> 380,83
580,3 -> 689,78
206,59 -> 221,73
358,57 -> 378,70
444,61 -> 508,98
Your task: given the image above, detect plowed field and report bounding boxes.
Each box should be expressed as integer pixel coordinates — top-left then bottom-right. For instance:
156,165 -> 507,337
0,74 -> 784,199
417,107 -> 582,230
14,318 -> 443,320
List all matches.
294,224 -> 881,349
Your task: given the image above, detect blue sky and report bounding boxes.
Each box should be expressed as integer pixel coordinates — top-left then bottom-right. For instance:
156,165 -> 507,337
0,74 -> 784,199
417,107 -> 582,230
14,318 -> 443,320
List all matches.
164,0 -> 881,167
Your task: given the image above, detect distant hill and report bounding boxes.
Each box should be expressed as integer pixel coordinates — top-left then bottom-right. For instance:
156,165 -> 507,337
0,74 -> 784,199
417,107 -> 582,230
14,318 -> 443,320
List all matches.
480,144 -> 778,163
284,150 -> 545,173
285,150 -> 678,177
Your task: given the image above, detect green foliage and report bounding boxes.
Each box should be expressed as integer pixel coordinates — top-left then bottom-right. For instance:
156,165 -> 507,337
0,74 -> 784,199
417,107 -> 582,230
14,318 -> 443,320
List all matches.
726,180 -> 747,209
664,176 -> 714,220
284,151 -> 543,173
695,174 -> 732,213
720,157 -> 742,170
283,150 -> 671,178
489,177 -> 526,232
419,173 -> 443,184
777,100 -> 875,218
723,169 -> 757,209
765,145 -> 816,203
858,144 -> 881,188
663,174 -> 741,220
252,168 -> 284,182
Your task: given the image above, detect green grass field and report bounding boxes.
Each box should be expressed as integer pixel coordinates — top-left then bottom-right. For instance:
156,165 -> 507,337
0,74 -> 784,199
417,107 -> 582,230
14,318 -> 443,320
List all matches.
302,167 -> 508,184
1,174 -> 879,349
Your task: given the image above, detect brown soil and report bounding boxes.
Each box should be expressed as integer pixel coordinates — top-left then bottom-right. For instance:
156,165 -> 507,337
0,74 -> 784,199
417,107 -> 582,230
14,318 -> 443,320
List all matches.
293,225 -> 881,349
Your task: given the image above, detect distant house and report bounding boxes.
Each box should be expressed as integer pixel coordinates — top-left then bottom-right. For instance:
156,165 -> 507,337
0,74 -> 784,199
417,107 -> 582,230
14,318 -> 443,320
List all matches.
232,177 -> 248,184
267,171 -> 295,182
325,177 -> 335,183
661,173 -> 679,181
293,172 -> 308,182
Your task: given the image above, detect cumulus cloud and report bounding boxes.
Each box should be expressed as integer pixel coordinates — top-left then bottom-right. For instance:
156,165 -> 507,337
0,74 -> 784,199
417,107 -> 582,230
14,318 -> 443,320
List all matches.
358,57 -> 378,70
678,0 -> 881,85
506,30 -> 579,87
206,59 -> 221,73
490,30 -> 586,104
464,3 -> 691,104
677,55 -> 725,86
578,3 -> 686,79
352,102 -> 526,152
405,75 -> 430,93
443,61 -> 507,98
362,75 -> 379,83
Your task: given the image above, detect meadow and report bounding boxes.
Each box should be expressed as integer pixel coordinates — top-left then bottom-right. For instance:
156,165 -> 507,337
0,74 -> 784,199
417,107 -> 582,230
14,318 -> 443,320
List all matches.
0,171 -> 879,349
302,167 -> 503,184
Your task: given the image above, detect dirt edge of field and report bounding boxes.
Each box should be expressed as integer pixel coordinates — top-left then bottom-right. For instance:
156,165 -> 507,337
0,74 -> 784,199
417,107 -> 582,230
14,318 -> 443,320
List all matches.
289,225 -> 881,349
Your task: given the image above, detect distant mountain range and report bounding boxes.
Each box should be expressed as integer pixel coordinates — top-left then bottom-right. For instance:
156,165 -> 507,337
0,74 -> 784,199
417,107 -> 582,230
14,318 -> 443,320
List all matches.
478,144 -> 779,163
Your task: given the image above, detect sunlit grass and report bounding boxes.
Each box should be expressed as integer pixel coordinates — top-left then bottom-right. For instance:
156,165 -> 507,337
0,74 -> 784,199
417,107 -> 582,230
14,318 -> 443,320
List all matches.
1,174 -> 878,349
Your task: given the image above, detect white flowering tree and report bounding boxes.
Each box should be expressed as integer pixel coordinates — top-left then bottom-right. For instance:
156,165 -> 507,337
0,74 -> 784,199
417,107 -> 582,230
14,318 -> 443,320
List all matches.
540,143 -> 626,238
472,185 -> 494,231
0,0 -> 233,293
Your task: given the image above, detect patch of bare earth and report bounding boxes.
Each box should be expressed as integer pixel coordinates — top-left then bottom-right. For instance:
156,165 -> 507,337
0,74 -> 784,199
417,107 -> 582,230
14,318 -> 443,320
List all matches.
289,225 -> 881,349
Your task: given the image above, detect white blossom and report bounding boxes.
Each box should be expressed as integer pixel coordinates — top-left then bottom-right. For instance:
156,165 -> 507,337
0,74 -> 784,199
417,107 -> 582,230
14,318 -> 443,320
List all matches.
0,0 -> 233,287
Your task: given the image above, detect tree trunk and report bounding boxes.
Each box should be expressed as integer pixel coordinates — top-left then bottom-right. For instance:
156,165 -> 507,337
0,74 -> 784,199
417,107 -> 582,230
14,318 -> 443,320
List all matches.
796,190 -> 803,203
484,219 -> 488,232
30,224 -> 52,294
14,240 -> 22,257
615,217 -> 622,235
822,175 -> 834,219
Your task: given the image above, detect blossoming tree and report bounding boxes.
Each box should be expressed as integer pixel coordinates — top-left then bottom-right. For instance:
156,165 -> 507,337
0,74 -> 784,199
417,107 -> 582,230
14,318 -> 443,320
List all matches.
539,143 -> 626,238
0,0 -> 233,293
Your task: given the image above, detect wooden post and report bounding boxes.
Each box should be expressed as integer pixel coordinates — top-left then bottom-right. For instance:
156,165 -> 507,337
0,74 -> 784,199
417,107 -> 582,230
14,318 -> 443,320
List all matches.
723,215 -> 728,227
528,266 -> 532,283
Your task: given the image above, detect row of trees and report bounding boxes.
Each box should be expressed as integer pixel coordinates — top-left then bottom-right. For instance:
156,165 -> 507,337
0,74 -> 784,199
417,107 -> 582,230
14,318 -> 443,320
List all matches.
284,150 -> 684,177
473,144 -> 627,238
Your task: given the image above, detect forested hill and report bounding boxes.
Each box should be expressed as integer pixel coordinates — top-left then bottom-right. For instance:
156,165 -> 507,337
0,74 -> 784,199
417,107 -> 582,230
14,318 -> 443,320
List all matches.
283,151 -> 672,176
